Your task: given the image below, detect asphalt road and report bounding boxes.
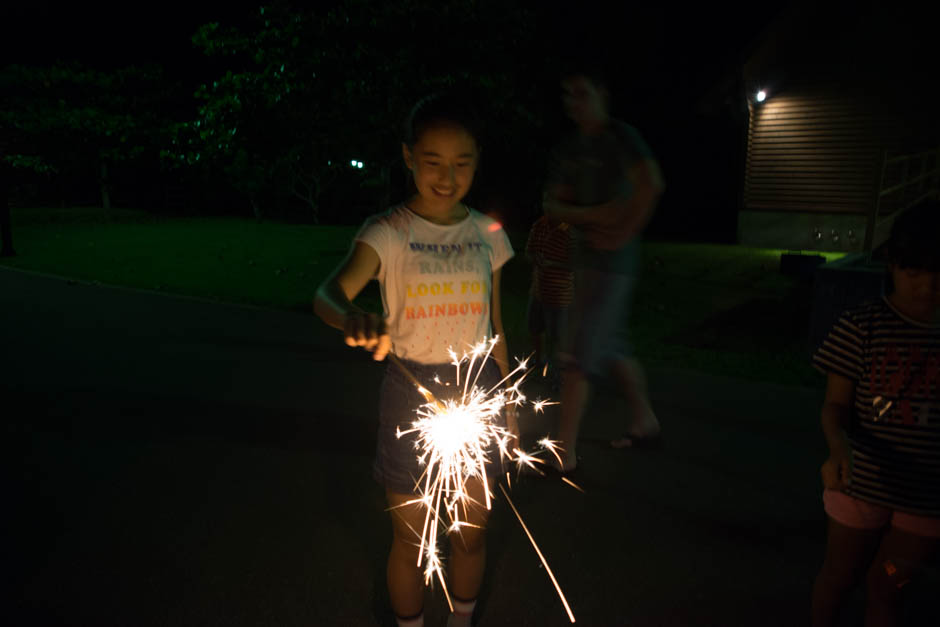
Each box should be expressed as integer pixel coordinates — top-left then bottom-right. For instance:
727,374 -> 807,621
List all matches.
4,266 -> 936,626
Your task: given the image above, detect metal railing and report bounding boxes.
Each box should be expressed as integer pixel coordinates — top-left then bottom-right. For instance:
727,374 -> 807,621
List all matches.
864,147 -> 940,260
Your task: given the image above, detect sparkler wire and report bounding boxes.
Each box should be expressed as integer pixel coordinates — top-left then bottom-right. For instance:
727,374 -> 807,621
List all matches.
389,352 -> 443,409
498,483 -> 576,623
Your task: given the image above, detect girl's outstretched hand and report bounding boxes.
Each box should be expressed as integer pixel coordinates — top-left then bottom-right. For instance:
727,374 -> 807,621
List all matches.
344,311 -> 391,361
821,446 -> 853,490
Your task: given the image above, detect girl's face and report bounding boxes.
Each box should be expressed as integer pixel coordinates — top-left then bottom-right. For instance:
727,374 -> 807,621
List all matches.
889,264 -> 940,323
402,123 -> 479,218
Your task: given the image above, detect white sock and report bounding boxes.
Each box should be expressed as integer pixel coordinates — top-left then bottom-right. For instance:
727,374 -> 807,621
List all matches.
396,612 -> 424,627
446,598 -> 476,627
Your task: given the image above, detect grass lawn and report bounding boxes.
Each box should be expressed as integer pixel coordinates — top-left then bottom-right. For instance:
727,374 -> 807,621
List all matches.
3,207 -> 843,386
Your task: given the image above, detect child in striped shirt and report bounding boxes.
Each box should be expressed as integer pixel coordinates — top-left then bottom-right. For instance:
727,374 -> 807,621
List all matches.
524,214 -> 575,384
811,200 -> 940,626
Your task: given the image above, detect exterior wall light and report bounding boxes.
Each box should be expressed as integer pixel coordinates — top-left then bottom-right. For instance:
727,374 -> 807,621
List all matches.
756,90 -> 766,102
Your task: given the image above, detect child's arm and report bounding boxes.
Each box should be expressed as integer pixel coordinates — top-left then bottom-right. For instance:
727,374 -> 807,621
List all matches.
819,372 -> 856,490
314,241 -> 391,361
489,268 -> 511,379
524,225 -> 535,263
489,268 -> 520,444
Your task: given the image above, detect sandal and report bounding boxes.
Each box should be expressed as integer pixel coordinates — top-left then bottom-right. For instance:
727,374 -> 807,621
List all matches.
610,432 -> 663,450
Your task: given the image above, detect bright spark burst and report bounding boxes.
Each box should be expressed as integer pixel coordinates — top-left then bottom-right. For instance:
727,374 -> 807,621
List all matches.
533,399 -> 559,413
391,337 -> 577,622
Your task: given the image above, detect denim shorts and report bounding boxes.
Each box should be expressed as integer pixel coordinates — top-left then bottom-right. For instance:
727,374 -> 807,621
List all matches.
373,358 -> 507,495
562,267 -> 635,377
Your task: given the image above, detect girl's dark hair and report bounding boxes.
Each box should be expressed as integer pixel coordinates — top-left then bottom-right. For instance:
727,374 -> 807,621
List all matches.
885,199 -> 940,271
402,91 -> 484,148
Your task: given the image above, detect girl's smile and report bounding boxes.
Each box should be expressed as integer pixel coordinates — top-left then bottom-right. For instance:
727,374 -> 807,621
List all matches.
403,123 -> 479,223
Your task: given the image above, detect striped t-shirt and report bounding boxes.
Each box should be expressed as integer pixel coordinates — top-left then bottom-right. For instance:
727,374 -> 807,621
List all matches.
525,216 -> 575,306
812,297 -> 940,517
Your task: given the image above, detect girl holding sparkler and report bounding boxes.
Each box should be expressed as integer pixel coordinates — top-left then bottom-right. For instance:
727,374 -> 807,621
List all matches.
811,200 -> 940,627
315,93 -> 517,627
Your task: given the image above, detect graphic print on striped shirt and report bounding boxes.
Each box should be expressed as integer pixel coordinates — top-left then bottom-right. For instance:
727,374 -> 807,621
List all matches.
813,297 -> 940,517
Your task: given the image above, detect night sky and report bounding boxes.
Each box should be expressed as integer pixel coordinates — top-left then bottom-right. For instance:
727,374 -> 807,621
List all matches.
4,1 -> 781,100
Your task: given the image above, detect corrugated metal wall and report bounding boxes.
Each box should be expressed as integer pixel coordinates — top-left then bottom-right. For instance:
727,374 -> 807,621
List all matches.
744,89 -> 883,214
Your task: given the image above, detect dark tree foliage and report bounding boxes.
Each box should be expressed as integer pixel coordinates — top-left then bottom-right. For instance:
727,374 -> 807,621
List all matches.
1,63 -> 180,210
165,0 -> 558,224
0,137 -> 13,256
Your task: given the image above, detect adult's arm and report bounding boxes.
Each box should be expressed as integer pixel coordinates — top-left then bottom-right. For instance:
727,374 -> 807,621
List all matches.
544,156 -> 664,235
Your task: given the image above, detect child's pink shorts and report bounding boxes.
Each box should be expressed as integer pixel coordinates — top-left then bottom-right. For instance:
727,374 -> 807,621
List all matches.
824,489 -> 940,538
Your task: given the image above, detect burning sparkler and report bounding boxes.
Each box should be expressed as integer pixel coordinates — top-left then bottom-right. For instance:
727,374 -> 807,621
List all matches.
388,337 -> 577,623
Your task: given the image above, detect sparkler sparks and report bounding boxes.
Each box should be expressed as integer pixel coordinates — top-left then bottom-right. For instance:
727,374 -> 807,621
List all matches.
388,337 -> 577,622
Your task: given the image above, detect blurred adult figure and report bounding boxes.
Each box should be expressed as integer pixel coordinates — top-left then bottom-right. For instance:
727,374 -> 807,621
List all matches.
542,65 -> 664,472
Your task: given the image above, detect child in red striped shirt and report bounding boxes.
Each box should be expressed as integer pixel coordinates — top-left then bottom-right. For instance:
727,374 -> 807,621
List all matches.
525,214 -> 575,383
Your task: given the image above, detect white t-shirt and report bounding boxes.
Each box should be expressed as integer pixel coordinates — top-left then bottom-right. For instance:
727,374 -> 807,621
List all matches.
355,204 -> 514,365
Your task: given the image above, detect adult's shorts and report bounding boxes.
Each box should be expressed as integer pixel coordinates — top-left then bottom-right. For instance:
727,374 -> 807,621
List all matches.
563,266 -> 635,377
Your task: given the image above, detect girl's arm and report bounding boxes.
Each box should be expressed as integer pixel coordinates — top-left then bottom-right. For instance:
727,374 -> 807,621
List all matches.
820,372 -> 855,490
489,268 -> 520,444
489,268 -> 510,379
524,225 -> 535,263
314,241 -> 391,361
